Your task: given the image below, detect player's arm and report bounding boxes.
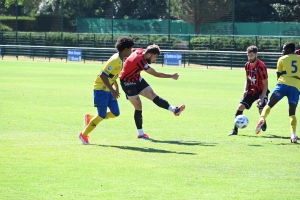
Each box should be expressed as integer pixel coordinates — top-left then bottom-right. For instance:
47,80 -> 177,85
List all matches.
276,59 -> 283,79
100,73 -> 120,99
145,67 -> 179,80
113,80 -> 119,94
259,79 -> 268,103
243,76 -> 250,97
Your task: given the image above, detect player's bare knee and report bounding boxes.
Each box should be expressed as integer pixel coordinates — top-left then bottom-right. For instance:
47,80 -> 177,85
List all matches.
237,104 -> 246,111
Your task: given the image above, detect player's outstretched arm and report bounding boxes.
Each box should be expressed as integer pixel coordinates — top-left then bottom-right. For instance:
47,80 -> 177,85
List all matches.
145,68 -> 179,80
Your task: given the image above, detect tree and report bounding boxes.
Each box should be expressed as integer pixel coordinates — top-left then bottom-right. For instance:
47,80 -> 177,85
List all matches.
271,0 -> 300,22
234,0 -> 278,22
113,0 -> 169,19
170,0 -> 232,34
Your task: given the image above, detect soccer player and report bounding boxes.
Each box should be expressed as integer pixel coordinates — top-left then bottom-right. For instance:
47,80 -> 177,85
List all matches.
78,36 -> 134,145
255,42 -> 300,143
228,45 -> 269,136
119,44 -> 185,140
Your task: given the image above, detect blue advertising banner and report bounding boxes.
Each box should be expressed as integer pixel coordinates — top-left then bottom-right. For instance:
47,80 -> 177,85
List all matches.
164,52 -> 182,66
68,49 -> 82,61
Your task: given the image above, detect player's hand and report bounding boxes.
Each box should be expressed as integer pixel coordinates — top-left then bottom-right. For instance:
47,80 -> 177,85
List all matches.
111,90 -> 120,99
243,91 -> 248,98
172,73 -> 179,80
256,99 -> 262,107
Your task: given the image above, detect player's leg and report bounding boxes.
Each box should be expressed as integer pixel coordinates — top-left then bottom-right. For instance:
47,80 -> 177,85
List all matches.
255,84 -> 284,134
287,86 -> 299,143
106,94 -> 120,119
128,95 -> 151,139
78,90 -> 109,145
258,95 -> 269,131
120,79 -> 150,139
138,79 -> 185,116
228,93 -> 254,136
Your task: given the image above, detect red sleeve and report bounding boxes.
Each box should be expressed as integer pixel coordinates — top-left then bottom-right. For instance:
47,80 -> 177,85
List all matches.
258,65 -> 268,80
295,49 -> 300,55
137,58 -> 151,70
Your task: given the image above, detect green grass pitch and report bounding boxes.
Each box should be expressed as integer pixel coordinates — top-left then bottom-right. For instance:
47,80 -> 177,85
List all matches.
0,60 -> 299,199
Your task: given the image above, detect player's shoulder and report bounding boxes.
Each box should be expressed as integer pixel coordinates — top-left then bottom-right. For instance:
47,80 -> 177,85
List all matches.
278,54 -> 289,61
105,53 -> 121,67
257,59 -> 266,66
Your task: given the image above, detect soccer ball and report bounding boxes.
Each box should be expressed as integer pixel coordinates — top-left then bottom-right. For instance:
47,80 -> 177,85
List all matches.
234,115 -> 249,129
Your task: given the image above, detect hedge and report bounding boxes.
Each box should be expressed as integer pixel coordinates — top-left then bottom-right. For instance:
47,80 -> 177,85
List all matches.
0,31 -> 299,51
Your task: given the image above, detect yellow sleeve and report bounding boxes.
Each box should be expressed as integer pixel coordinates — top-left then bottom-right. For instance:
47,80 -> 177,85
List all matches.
277,58 -> 283,73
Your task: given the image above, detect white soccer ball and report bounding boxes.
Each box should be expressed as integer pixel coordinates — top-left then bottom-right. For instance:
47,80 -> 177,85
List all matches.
234,115 -> 249,129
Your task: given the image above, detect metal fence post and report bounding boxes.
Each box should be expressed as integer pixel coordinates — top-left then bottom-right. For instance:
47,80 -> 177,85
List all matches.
255,36 -> 258,47
94,34 -> 96,47
188,35 -> 191,50
279,36 -> 282,51
15,0 -> 18,45
77,33 -> 79,47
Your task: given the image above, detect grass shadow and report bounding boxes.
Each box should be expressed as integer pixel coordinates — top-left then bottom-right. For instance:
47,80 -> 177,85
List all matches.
151,139 -> 217,146
240,134 -> 290,140
96,144 -> 196,155
248,144 -> 263,147
275,143 -> 299,146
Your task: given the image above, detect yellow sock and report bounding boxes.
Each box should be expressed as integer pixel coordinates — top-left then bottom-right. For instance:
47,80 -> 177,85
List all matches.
260,105 -> 271,119
82,115 -> 103,136
290,115 -> 297,134
105,112 -> 116,119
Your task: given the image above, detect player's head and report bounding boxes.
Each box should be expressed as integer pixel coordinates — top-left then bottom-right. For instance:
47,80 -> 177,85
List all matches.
115,36 -> 134,57
246,45 -> 258,64
283,42 -> 295,55
144,44 -> 160,64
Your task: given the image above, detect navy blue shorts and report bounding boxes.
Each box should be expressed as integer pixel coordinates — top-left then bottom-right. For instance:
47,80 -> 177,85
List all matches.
272,84 -> 299,106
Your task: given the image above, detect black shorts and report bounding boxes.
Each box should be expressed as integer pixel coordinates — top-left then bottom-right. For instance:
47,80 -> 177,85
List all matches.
240,92 -> 269,110
120,78 -> 150,98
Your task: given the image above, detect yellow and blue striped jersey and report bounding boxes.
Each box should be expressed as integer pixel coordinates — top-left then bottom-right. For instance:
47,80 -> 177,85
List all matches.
277,54 -> 300,91
94,53 -> 122,91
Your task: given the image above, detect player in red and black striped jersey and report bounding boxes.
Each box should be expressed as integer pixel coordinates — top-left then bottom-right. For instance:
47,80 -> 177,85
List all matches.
119,44 -> 185,140
228,45 -> 270,136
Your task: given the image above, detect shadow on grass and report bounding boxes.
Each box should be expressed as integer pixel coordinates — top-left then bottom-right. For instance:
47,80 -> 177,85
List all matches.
151,139 -> 217,146
274,143 -> 299,146
96,144 -> 196,155
240,134 -> 290,140
247,144 -> 263,147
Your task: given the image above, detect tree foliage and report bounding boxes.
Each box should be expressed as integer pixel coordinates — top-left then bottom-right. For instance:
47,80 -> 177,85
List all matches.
271,0 -> 300,22
170,0 -> 232,34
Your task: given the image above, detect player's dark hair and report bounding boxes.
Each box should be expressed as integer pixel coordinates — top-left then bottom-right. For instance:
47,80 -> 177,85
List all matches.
145,44 -> 161,55
115,36 -> 134,52
247,45 -> 258,54
284,42 -> 296,52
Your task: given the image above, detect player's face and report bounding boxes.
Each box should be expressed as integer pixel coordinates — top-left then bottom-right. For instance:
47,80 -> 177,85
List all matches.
146,54 -> 159,64
282,45 -> 288,55
247,52 -> 257,63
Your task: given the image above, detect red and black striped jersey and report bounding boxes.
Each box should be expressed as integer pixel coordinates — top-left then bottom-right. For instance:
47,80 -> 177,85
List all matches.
245,59 -> 268,95
119,48 -> 150,82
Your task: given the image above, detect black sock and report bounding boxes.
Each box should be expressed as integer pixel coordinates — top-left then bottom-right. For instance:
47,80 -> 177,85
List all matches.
153,96 -> 170,110
134,110 -> 143,129
234,110 -> 243,131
